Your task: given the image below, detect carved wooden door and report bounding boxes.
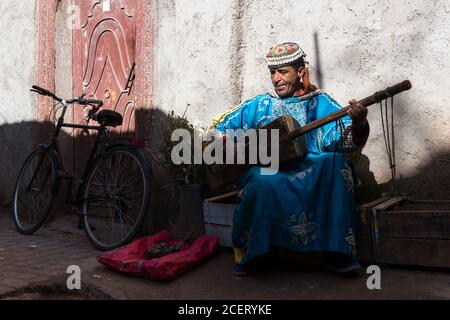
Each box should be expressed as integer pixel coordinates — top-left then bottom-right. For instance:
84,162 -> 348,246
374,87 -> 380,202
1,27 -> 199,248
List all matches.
72,0 -> 138,173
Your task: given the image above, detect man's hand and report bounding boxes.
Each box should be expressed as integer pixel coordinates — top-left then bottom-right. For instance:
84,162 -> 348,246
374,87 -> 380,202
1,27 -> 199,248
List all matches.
347,99 -> 368,130
347,99 -> 370,146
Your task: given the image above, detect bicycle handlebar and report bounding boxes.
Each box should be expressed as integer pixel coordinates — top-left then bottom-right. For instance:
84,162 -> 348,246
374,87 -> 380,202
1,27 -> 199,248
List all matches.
67,97 -> 104,107
31,85 -> 103,107
31,85 -> 62,102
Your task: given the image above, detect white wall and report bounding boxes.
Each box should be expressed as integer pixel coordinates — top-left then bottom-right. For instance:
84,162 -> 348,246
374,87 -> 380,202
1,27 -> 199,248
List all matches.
154,0 -> 450,199
0,0 -> 448,204
154,0 -> 235,128
0,0 -> 37,124
0,0 -> 37,205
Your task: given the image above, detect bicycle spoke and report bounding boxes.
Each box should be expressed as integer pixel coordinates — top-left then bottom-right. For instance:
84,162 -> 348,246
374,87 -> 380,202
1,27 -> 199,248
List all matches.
86,196 -> 108,207
122,214 -> 137,231
26,154 -> 45,191
29,187 -> 39,223
22,189 -> 35,224
121,173 -> 144,191
108,200 -> 118,243
112,200 -> 126,240
116,196 -> 141,210
112,153 -> 122,185
37,189 -> 50,209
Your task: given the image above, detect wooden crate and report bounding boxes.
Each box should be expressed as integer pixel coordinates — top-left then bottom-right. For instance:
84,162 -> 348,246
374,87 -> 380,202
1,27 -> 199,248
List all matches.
204,192 -> 450,270
356,196 -> 393,263
356,197 -> 450,269
203,191 -> 238,248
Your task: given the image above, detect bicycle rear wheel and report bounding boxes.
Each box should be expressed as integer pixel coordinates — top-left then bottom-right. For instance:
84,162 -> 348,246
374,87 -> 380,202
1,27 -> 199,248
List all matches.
82,145 -> 151,251
12,147 -> 60,234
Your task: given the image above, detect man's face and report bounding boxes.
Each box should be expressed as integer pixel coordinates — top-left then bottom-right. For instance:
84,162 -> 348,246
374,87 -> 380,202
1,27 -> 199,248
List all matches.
270,66 -> 301,98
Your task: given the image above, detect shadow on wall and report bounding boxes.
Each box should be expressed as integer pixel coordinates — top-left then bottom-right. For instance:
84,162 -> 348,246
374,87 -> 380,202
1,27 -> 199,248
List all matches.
354,154 -> 382,204
382,148 -> 450,200
354,91 -> 450,202
0,107 -> 176,236
355,148 -> 450,203
1,106 -> 448,236
0,121 -> 53,207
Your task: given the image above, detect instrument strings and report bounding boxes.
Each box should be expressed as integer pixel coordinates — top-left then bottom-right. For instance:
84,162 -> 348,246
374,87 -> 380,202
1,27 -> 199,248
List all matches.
380,97 -> 397,196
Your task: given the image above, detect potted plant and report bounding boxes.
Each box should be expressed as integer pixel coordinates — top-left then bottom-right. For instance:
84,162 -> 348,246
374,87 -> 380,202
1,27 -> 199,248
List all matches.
148,109 -> 208,239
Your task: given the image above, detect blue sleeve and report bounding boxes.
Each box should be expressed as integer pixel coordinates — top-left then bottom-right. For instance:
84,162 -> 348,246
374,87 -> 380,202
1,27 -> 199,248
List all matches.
213,96 -> 263,133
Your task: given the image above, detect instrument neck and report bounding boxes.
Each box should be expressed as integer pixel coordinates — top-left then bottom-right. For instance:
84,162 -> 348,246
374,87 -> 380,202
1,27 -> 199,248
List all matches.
288,91 -> 389,139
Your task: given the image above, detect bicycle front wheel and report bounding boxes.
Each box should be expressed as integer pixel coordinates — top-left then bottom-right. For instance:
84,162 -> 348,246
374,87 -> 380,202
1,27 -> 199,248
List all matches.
12,147 -> 60,234
82,145 -> 151,251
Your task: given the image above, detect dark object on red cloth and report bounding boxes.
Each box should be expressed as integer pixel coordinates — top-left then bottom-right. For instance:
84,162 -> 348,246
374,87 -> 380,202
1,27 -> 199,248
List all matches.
146,230 -> 202,259
97,230 -> 220,281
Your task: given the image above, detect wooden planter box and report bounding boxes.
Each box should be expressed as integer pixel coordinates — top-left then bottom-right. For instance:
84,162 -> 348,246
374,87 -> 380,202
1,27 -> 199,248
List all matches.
203,191 -> 238,248
357,197 -> 450,270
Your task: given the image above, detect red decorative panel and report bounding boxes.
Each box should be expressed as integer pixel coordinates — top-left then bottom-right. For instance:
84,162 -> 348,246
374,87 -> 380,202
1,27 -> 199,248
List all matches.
71,0 -> 154,173
73,0 -> 138,136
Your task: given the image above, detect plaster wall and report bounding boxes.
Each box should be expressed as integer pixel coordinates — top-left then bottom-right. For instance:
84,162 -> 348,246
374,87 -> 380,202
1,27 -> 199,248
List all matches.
0,0 -> 38,205
154,0 -> 450,199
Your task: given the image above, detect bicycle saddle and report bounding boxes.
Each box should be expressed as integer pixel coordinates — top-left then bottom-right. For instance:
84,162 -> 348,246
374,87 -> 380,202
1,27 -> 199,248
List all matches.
94,109 -> 123,127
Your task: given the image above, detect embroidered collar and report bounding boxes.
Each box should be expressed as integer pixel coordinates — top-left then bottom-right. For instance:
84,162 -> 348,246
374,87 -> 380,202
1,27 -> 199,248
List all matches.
268,89 -> 323,103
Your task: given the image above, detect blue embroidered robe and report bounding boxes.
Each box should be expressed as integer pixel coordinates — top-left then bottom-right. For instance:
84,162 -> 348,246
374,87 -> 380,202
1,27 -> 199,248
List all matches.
210,91 -> 361,265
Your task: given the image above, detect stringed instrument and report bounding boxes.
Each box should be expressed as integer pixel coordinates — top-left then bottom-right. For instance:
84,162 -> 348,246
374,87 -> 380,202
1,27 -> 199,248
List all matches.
207,80 -> 412,191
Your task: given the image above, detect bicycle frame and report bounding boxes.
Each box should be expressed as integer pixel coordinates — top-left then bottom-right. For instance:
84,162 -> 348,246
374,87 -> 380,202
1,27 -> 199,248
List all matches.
44,99 -> 112,214
14,85 -> 151,249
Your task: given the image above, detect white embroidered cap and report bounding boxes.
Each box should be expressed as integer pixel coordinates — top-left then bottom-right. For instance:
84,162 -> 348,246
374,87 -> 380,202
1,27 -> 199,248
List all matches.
266,42 -> 307,69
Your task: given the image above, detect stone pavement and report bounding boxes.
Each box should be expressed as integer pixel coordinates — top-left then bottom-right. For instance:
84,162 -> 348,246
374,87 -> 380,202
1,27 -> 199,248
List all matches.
0,208 -> 98,295
0,207 -> 449,300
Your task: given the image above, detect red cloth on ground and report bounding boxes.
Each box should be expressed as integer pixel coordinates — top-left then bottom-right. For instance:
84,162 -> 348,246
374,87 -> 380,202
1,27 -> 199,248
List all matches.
97,230 -> 220,281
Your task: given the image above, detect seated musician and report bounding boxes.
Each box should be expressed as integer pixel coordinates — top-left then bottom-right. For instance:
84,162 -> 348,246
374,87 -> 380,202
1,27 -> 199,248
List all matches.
207,42 -> 370,275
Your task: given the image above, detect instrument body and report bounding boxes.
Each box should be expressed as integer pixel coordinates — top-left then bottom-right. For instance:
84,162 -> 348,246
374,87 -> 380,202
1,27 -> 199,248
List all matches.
207,115 -> 307,191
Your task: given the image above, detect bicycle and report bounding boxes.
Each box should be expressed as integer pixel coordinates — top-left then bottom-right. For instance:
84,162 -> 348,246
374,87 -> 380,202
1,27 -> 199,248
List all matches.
12,85 -> 152,251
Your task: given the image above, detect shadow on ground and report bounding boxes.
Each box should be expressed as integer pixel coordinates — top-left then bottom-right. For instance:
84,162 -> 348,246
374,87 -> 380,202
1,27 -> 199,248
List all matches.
0,276 -> 113,300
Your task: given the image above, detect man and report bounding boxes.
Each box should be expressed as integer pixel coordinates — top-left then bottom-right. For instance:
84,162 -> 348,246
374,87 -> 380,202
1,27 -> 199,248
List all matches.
208,42 -> 369,275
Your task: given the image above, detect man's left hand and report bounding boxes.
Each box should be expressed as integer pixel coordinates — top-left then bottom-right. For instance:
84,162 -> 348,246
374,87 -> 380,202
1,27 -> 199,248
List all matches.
347,99 -> 368,130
